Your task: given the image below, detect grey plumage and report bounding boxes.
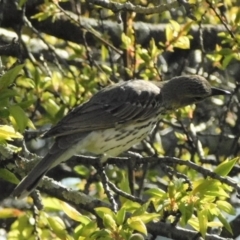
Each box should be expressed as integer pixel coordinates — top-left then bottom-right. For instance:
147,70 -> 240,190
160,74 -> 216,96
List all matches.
12,75 -> 230,199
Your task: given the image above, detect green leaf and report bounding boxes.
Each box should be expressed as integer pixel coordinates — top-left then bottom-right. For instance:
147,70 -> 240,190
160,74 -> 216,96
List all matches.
0,64 -> 24,90
0,208 -> 24,219
16,77 -> 35,89
95,207 -> 115,219
169,20 -> 181,32
217,48 -> 233,55
74,165 -> 90,176
90,229 -> 112,239
214,158 -> 238,176
0,125 -> 23,141
217,212 -> 233,235
222,54 -> 234,69
174,36 -> 190,49
76,221 -> 98,238
0,108 -> 9,118
43,198 -> 62,211
116,208 -> 126,225
122,200 -> 142,212
216,200 -> 235,215
0,168 -> 20,184
166,23 -> 173,42
121,33 -> 132,49
193,179 -> 220,196
18,0 -> 28,8
138,49 -> 150,62
9,105 -> 28,132
144,188 -> 166,198
18,100 -> 35,109
0,89 -> 19,100
31,12 -> 52,21
134,213 -> 160,223
101,65 -> 112,74
198,209 -> 208,238
60,201 -> 91,224
179,202 -> 193,225
127,217 -> 147,235
42,98 -> 60,119
132,202 -> 149,217
103,214 -> 117,230
168,182 -> 175,199
118,172 -> 131,203
47,216 -> 67,239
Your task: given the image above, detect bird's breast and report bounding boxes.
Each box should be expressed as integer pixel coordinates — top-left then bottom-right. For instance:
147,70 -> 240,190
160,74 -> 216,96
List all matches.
79,118 -> 158,159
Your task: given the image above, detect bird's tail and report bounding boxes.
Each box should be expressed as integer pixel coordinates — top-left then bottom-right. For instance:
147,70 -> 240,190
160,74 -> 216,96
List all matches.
12,144 -> 66,199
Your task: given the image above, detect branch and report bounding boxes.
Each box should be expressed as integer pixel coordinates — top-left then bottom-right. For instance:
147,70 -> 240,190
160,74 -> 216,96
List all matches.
88,0 -> 179,15
39,177 -> 111,213
0,0 -> 229,51
147,222 -> 233,240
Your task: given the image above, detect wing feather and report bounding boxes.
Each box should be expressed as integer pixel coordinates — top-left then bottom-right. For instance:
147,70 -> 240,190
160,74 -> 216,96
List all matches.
43,80 -> 162,138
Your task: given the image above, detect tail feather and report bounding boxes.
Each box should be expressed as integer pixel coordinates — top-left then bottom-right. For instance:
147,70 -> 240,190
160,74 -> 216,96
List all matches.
12,132 -> 89,199
12,172 -> 46,199
12,144 -> 66,199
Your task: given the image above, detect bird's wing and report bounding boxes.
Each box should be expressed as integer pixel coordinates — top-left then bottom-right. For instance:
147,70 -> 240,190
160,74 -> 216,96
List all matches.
43,80 -> 162,138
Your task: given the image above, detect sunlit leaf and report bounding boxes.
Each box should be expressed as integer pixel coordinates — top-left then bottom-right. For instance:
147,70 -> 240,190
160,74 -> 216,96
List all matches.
214,158 -> 238,176
217,212 -> 233,235
47,216 -> 68,239
0,125 -> 23,141
103,214 -> 117,230
216,200 -> 235,215
0,208 -> 24,218
198,209 -> 208,238
116,208 -> 126,225
60,201 -> 91,224
127,217 -> 147,235
144,188 -> 166,198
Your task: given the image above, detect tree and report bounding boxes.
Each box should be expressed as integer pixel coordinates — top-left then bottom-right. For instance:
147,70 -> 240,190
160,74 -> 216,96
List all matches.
0,0 -> 239,239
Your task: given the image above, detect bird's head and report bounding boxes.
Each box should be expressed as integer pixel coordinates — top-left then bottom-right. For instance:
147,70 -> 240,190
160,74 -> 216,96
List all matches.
160,75 -> 231,110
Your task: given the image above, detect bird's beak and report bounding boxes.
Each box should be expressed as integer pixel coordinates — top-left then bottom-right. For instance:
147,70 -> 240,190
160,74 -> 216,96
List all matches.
211,87 -> 231,96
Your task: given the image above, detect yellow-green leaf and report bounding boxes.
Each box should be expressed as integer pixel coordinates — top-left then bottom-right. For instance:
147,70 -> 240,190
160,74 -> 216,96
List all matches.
174,36 -> 190,49
218,212 -> 233,235
47,216 -> 67,239
95,207 -> 115,219
134,213 -> 160,223
216,200 -> 235,215
198,209 -> 208,238
9,105 -> 28,133
127,217 -> 147,235
214,158 -> 238,176
60,201 -> 91,224
116,208 -> 126,225
0,64 -> 24,90
103,214 -> 117,230
144,188 -> 166,198
0,125 -> 23,141
0,168 -> 20,184
0,208 -> 24,218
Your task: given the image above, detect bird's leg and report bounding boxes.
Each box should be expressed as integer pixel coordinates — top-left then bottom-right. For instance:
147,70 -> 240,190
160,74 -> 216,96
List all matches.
127,157 -> 135,196
96,160 -> 118,213
126,151 -> 143,196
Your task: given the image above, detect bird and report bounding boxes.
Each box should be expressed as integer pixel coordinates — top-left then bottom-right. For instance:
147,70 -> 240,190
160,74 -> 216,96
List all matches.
12,75 -> 231,199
